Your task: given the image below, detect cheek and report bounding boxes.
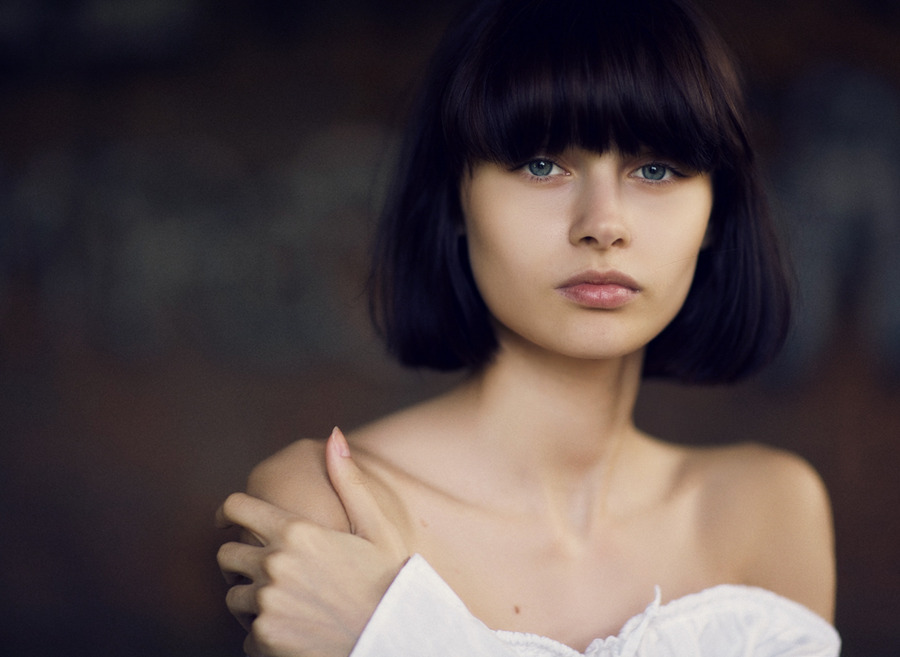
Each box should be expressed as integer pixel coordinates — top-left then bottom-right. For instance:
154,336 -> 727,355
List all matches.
463,213 -> 555,333
463,196 -> 542,291
661,227 -> 709,291
642,198 -> 712,303
656,191 -> 713,262
466,222 -> 527,303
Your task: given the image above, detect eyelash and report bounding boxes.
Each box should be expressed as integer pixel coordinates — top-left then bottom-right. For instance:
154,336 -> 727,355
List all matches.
516,158 -> 566,182
515,158 -> 688,184
635,162 -> 687,184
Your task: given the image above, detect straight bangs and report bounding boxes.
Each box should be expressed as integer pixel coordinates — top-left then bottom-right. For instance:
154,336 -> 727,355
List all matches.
443,0 -> 746,175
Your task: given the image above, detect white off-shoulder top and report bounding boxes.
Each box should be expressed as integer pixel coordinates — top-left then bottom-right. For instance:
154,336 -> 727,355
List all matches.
350,555 -> 841,657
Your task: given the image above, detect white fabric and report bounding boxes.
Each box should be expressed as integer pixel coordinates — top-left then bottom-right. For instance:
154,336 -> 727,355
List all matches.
350,554 -> 841,657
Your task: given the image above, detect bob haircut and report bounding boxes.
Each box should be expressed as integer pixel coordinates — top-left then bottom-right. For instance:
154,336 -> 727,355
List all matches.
369,0 -> 791,384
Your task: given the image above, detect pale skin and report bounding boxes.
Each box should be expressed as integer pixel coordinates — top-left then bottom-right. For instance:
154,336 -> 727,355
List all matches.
217,148 -> 837,656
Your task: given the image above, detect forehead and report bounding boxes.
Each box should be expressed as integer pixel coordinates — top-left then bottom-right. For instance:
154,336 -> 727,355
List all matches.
441,0 -> 738,175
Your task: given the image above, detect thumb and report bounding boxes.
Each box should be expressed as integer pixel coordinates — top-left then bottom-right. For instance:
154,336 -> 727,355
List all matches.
325,427 -> 400,551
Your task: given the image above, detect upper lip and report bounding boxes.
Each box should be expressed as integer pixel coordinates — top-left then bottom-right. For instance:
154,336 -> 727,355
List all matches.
557,270 -> 641,291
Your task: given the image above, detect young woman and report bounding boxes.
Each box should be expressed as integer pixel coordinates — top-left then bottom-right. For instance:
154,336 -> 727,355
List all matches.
217,0 -> 840,655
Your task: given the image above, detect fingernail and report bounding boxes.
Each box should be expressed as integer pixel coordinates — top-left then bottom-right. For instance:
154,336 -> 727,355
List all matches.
331,426 -> 350,457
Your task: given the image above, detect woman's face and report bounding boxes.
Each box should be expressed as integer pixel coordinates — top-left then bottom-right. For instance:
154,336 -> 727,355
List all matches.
460,147 -> 713,362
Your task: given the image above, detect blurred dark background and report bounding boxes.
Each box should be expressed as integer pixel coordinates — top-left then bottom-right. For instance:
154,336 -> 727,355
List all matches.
1,1 -> 899,655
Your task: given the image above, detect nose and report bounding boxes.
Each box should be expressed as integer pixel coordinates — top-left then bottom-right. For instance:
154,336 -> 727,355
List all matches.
568,175 -> 631,249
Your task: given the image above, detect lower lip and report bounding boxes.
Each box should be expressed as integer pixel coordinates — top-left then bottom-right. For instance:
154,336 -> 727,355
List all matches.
557,284 -> 638,309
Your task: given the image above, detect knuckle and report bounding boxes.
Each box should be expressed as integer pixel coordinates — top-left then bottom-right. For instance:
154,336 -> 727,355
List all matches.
260,550 -> 295,582
255,585 -> 289,616
283,517 -> 311,545
261,550 -> 282,579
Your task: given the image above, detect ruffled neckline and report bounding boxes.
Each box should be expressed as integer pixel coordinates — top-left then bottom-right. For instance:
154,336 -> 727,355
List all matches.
493,583 -> 838,657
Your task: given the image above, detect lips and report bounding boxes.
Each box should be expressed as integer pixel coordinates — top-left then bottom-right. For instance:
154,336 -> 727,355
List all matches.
556,270 -> 641,309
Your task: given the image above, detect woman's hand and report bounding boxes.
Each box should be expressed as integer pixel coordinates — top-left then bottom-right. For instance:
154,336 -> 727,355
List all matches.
216,428 -> 410,657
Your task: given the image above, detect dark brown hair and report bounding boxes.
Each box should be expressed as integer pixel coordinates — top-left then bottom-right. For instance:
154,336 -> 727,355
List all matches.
370,0 -> 791,383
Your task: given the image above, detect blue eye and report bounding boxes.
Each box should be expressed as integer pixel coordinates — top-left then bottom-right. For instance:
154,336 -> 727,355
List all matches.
640,164 -> 668,181
528,160 -> 556,177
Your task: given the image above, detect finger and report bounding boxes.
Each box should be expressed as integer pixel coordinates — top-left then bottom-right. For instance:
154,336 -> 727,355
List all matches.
326,427 -> 397,548
224,584 -> 258,632
218,492 -> 291,546
217,541 -> 262,585
243,630 -> 266,657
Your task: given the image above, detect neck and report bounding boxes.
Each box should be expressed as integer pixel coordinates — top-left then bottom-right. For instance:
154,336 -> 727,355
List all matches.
456,336 -> 645,532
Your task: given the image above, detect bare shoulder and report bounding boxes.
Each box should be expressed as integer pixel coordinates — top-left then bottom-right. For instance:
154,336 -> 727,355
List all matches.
243,392 -> 460,538
246,437 -> 350,532
691,442 -> 830,506
688,442 -> 836,621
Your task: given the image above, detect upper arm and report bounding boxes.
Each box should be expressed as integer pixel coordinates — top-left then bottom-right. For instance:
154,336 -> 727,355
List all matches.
246,438 -> 351,532
738,447 -> 836,622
